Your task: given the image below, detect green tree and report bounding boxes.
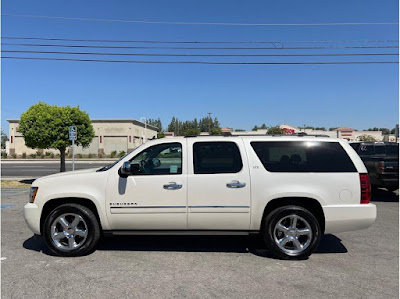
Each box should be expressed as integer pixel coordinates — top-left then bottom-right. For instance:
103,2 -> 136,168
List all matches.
379,128 -> 390,135
260,123 -> 267,129
329,127 -> 338,131
210,128 -> 222,135
147,118 -> 163,132
358,134 -> 377,142
184,128 -> 200,136
315,127 -> 326,131
235,129 -> 245,132
267,126 -> 285,135
252,125 -> 259,131
1,130 -> 8,149
19,102 -> 95,172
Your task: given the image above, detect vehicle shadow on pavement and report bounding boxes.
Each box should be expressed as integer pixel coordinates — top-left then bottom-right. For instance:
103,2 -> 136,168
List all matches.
371,188 -> 399,202
23,233 -> 347,259
23,235 -> 55,256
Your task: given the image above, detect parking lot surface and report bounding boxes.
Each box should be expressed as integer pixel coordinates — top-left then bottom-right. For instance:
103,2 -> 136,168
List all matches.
1,187 -> 398,299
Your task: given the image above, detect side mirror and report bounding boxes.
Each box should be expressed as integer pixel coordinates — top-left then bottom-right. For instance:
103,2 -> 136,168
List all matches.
119,161 -> 132,178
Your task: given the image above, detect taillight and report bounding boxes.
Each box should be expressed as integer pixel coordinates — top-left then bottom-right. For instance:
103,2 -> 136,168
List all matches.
360,174 -> 371,204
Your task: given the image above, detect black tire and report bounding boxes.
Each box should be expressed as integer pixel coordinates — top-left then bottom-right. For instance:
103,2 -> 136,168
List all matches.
262,205 -> 321,260
43,203 -> 101,257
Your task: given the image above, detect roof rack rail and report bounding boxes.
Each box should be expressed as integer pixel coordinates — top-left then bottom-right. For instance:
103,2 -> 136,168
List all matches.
184,133 -> 330,138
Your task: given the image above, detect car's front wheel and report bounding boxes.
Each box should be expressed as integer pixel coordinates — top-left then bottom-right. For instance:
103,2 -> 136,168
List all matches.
43,203 -> 100,257
262,205 -> 321,260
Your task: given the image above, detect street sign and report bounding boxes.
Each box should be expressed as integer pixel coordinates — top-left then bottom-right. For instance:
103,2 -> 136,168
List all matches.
69,126 -> 77,171
69,126 -> 77,141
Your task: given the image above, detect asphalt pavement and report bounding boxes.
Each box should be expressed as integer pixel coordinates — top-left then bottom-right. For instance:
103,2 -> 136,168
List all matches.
1,161 -> 110,178
1,187 -> 398,298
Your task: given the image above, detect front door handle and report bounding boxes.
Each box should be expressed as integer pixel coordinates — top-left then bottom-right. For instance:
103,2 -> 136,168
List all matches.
163,182 -> 183,190
226,180 -> 246,188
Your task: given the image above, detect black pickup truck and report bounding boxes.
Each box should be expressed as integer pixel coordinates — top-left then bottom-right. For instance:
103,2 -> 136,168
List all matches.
350,142 -> 399,192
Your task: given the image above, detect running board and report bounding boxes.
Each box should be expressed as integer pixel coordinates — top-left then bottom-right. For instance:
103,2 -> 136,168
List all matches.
103,230 -> 260,236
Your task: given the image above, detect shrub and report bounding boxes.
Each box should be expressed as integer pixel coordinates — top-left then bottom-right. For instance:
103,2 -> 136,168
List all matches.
50,153 -> 55,158
45,152 -> 51,156
88,153 -> 95,158
1,152 -> 7,159
118,151 -> 126,158
22,152 -> 27,159
98,153 -> 103,158
12,153 -> 17,159
77,153 -> 83,158
110,151 -> 117,158
30,153 -> 37,158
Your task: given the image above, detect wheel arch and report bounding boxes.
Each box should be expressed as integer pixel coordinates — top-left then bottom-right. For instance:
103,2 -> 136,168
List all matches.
40,197 -> 102,234
261,197 -> 325,234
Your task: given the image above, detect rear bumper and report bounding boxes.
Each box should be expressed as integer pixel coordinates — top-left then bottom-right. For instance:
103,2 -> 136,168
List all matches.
323,204 -> 376,234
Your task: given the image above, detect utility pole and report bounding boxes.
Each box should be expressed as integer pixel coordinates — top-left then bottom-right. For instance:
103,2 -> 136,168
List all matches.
140,117 -> 147,143
207,112 -> 212,133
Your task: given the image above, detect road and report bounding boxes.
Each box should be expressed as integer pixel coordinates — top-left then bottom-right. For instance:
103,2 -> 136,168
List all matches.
1,187 -> 398,298
1,161 -> 110,178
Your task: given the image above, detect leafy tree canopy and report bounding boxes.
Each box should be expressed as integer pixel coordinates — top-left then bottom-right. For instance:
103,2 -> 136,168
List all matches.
19,102 -> 95,171
267,126 -> 285,134
1,130 -> 8,150
358,134 -> 377,142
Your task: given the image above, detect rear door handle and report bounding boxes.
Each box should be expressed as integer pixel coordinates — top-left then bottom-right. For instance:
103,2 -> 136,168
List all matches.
226,180 -> 246,188
163,182 -> 183,190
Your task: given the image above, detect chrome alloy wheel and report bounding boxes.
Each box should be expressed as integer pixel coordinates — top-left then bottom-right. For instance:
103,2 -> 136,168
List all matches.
273,214 -> 312,255
50,213 -> 88,251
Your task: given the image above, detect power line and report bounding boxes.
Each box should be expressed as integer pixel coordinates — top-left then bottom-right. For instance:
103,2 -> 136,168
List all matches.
2,50 -> 398,57
2,14 -> 398,26
2,36 -> 399,44
2,43 -> 398,50
2,56 -> 398,65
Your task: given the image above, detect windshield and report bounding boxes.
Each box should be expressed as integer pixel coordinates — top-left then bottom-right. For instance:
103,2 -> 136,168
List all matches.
97,144 -> 144,172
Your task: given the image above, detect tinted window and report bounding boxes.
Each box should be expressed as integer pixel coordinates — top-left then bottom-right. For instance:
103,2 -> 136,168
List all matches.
386,144 -> 399,156
130,142 -> 182,175
359,144 -> 374,155
251,141 -> 356,172
350,143 -> 360,152
374,146 -> 385,155
193,142 -> 242,174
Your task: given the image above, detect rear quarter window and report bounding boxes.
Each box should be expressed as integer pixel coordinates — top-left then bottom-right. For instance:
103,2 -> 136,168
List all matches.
251,141 -> 357,172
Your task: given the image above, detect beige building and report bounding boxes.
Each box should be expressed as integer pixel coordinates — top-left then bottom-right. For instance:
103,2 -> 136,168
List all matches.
7,119 -> 158,156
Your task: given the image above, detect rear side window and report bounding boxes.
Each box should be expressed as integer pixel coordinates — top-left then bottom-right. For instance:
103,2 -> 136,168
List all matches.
193,142 -> 243,174
251,141 -> 357,172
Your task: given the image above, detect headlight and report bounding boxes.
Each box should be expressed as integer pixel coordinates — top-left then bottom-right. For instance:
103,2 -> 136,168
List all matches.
29,187 -> 38,203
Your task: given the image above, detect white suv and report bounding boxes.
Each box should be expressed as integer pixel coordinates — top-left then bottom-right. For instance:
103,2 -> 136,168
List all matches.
24,136 -> 376,259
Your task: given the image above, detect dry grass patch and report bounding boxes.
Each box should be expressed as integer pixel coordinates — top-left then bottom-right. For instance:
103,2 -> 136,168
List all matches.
1,180 -> 31,188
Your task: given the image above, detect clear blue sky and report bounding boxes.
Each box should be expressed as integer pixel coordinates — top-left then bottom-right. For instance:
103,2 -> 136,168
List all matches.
1,0 -> 399,134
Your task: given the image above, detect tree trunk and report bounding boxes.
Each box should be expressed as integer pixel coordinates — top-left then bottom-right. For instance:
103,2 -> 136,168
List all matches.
59,147 -> 66,172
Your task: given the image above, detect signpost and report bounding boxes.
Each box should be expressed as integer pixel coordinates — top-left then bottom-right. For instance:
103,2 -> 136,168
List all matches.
69,126 -> 77,171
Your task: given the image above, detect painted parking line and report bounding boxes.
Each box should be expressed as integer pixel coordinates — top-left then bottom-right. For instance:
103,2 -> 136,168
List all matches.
1,205 -> 16,210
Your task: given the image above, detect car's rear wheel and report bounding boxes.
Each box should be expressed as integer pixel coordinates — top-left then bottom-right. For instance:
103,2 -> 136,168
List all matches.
262,205 -> 321,260
43,203 -> 100,257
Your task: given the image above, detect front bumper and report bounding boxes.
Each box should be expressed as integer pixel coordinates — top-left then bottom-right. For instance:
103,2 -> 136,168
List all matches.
24,203 -> 42,235
323,204 -> 376,234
